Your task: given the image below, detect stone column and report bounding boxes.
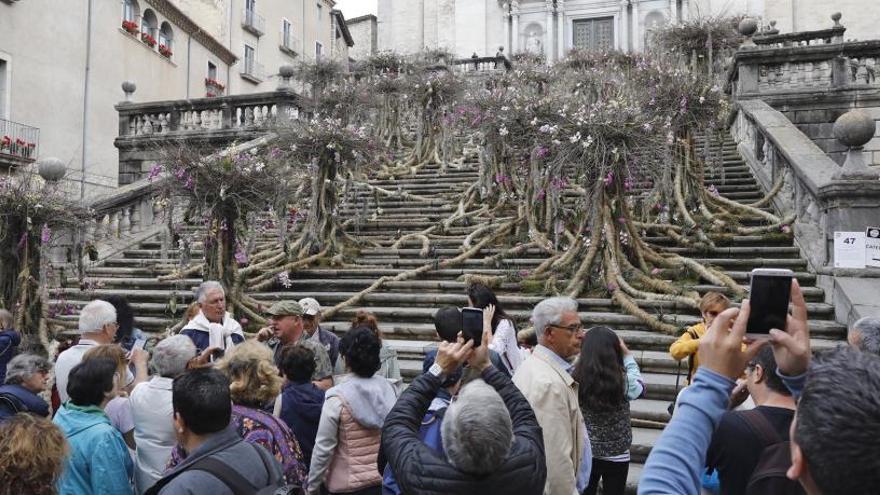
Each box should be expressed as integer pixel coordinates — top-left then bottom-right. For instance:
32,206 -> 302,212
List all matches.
546,0 -> 554,62
631,0 -> 640,52
557,0 -> 565,60
504,3 -> 511,54
619,1 -> 629,51
681,0 -> 689,21
512,1 -> 520,53
670,0 -> 677,24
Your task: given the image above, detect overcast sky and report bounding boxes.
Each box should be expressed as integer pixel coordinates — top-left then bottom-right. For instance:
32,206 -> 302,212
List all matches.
336,0 -> 378,18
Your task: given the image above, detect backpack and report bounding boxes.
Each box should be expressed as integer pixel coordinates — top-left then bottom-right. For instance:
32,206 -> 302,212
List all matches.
0,392 -> 25,421
741,410 -> 806,495
145,442 -> 301,495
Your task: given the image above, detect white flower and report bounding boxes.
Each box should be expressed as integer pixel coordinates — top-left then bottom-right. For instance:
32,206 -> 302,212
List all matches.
569,131 -> 581,143
530,117 -> 538,126
499,126 -> 509,136
539,124 -> 553,133
582,136 -> 594,149
501,106 -> 510,112
699,96 -> 706,104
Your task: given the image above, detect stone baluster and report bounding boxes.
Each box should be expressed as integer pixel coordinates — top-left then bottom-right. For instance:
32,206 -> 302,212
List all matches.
119,207 -> 131,235
109,211 -> 120,238
129,203 -> 141,233
158,113 -> 168,133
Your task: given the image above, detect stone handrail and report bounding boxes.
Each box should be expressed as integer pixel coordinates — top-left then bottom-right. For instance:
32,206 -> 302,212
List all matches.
116,89 -> 301,139
453,56 -> 511,73
729,39 -> 880,97
730,99 -> 880,271
752,25 -> 845,48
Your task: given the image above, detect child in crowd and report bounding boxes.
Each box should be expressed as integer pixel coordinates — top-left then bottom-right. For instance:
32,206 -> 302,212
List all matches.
669,292 -> 731,385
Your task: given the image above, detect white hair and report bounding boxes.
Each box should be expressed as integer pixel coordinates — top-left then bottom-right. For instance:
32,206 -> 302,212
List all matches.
852,317 -> 880,356
196,281 -> 225,304
78,300 -> 117,334
442,379 -> 513,475
0,309 -> 13,330
532,296 -> 578,341
151,335 -> 196,378
5,354 -> 51,385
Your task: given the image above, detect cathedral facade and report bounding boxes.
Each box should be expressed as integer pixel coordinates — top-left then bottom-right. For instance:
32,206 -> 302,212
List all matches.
377,0 -> 763,60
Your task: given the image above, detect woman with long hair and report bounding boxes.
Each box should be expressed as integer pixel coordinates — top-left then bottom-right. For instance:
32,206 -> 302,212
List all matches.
572,327 -> 645,495
349,310 -> 401,387
467,283 -> 521,374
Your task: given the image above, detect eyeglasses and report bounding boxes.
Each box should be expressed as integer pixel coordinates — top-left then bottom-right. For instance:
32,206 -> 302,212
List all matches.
547,323 -> 585,334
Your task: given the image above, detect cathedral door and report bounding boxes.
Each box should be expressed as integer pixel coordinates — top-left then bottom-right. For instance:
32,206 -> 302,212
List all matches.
572,17 -> 614,51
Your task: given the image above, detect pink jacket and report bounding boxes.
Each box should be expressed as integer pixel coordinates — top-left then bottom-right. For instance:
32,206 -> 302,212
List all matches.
326,398 -> 382,492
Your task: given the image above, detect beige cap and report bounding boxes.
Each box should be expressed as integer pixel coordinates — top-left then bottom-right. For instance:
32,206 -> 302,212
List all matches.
298,298 -> 321,316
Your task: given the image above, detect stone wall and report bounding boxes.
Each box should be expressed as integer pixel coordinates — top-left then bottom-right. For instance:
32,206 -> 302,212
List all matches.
348,15 -> 378,60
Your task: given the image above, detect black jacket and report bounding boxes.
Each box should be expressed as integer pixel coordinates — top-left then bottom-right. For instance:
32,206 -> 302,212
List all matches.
380,366 -> 546,495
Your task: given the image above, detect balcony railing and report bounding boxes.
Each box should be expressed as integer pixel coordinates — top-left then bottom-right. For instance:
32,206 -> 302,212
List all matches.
242,8 -> 265,36
241,59 -> 265,83
0,118 -> 40,164
280,31 -> 300,56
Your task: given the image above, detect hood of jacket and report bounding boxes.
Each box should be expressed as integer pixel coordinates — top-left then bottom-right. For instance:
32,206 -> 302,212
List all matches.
54,403 -> 112,437
283,382 -> 325,420
327,375 -> 396,429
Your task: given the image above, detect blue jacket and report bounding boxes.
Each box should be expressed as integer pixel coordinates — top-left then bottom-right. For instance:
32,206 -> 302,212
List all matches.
278,381 -> 326,465
54,403 -> 134,495
0,384 -> 49,421
0,329 -> 21,384
638,367 -> 806,495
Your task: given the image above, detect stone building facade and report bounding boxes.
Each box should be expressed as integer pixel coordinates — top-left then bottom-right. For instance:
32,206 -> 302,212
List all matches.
348,14 -> 379,60
0,0 -> 347,197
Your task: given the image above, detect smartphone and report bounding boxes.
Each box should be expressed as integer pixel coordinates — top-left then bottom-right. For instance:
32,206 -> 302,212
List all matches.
461,307 -> 484,347
132,337 -> 147,351
746,268 -> 794,337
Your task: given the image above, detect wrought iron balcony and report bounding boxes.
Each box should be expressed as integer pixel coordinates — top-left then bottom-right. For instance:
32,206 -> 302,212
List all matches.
242,8 -> 265,36
0,118 -> 40,168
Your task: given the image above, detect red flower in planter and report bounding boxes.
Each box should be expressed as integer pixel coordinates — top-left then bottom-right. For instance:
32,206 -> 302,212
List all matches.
204,78 -> 226,91
1,136 -> 10,148
159,44 -> 173,57
141,32 -> 157,47
121,20 -> 139,34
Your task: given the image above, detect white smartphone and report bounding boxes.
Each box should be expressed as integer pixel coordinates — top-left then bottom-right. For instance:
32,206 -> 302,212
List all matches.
132,337 -> 147,351
746,268 -> 794,338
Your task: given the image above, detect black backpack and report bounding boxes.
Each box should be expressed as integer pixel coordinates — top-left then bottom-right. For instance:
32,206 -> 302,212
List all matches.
741,410 -> 806,495
145,442 -> 301,495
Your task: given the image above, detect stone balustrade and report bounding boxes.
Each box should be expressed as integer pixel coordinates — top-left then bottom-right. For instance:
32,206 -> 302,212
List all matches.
731,99 -> 880,272
452,56 -> 511,73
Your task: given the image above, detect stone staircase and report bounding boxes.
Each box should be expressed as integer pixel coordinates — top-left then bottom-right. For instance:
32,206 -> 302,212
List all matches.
52,133 -> 847,492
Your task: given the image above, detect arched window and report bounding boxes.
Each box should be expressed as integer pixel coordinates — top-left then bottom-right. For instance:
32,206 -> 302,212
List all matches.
159,22 -> 174,49
141,9 -> 158,38
122,0 -> 140,23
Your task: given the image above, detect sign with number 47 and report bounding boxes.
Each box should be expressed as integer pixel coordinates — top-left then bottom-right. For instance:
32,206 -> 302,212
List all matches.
834,231 -> 867,268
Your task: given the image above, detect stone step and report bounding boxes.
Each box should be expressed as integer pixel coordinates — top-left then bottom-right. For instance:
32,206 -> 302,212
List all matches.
357,245 -> 803,260
349,256 -> 809,271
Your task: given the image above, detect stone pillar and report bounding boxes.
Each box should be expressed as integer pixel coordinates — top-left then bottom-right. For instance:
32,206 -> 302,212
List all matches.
681,0 -> 688,20
557,0 -> 565,60
631,0 -> 640,52
504,7 -> 511,54
619,1 -> 629,51
512,2 -> 520,53
545,0 -> 554,61
670,0 -> 677,24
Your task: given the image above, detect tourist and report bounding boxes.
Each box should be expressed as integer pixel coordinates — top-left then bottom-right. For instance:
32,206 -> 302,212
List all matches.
82,344 -> 138,449
166,341 -> 307,487
572,327 -> 645,495
299,297 -> 341,370
0,353 -> 51,420
468,282 -> 523,374
144,368 -> 284,495
180,281 -> 245,353
307,327 -> 397,495
104,295 -> 149,352
0,413 -> 68,495
54,299 -> 147,403
847,316 -> 880,355
276,344 -> 326,466
130,335 -> 197,493
54,357 -> 134,494
424,305 -> 510,378
639,279 -> 880,495
669,292 -> 731,385
350,310 -> 402,387
706,346 -> 800,495
257,300 -> 333,389
0,309 -> 20,384
513,296 -> 589,495
381,305 -> 545,494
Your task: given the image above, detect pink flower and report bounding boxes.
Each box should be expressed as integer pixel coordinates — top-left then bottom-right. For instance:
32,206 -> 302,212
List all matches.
148,163 -> 162,181
41,224 -> 51,244
606,282 -> 619,292
651,268 -> 662,275
781,225 -> 791,234
603,171 -> 614,187
518,269 -> 531,278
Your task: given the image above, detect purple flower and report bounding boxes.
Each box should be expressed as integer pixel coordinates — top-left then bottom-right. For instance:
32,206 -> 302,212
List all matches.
518,269 -> 531,278
603,171 -> 614,187
184,175 -> 194,190
148,163 -> 162,181
17,232 -> 27,252
234,245 -> 248,264
781,225 -> 791,234
707,184 -> 719,197
269,147 -> 282,159
606,282 -> 619,292
536,146 -> 550,158
40,224 -> 51,244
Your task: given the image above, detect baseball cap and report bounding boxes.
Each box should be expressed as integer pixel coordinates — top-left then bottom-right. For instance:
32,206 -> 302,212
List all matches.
298,298 -> 321,316
266,301 -> 304,317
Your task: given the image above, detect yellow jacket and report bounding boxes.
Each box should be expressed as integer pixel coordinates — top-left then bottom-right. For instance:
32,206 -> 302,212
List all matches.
669,322 -> 706,384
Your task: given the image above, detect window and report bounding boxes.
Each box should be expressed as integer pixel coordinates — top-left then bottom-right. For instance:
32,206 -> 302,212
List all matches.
281,18 -> 293,49
208,61 -> 217,80
159,22 -> 174,50
244,44 -> 256,73
246,0 -> 256,11
122,0 -> 140,23
317,3 -> 322,20
0,59 -> 7,119
315,41 -> 323,60
572,17 -> 614,51
141,9 -> 158,38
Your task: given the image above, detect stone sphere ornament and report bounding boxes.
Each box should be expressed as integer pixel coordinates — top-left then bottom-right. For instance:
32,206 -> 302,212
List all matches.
279,65 -> 295,79
832,12 -> 842,27
37,157 -> 67,183
738,18 -> 758,37
834,110 -> 875,148
122,81 -> 137,102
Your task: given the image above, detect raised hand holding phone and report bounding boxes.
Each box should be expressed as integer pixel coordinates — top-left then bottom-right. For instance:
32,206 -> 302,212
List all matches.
468,310 -> 493,372
768,279 -> 812,376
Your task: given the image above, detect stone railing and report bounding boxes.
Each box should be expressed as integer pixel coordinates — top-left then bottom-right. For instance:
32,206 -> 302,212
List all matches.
730,16 -> 880,98
452,56 -> 511,73
117,89 -> 301,138
730,99 -> 880,273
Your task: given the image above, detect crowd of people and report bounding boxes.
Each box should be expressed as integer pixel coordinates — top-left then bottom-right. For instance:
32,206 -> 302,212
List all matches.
0,279 -> 878,495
